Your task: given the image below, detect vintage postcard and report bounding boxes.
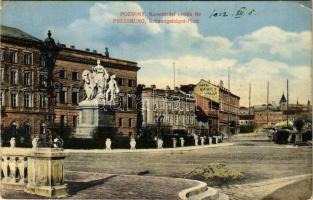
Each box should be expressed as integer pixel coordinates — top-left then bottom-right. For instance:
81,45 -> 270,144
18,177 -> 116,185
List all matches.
0,1 -> 312,199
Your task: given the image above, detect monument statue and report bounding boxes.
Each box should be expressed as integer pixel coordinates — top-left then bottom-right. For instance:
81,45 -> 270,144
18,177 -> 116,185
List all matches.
81,60 -> 119,105
75,60 -> 120,139
82,70 -> 95,100
106,75 -> 120,103
93,60 -> 109,97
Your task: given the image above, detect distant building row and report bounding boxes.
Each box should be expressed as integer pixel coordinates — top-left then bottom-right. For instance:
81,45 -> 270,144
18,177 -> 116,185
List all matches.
239,93 -> 311,128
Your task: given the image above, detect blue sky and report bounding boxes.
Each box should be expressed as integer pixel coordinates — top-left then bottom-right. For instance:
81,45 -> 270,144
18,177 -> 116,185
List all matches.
1,1 -> 312,106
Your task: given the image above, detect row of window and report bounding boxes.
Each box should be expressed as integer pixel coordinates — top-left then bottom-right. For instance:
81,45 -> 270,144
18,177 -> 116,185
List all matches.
59,115 -> 78,128
143,100 -> 196,112
58,71 -> 135,87
1,67 -> 136,89
0,68 -> 80,84
118,118 -> 134,128
0,49 -> 33,65
58,69 -> 79,80
59,89 -> 80,105
0,91 -> 79,108
146,113 -> 196,126
0,90 -> 137,109
117,77 -> 135,87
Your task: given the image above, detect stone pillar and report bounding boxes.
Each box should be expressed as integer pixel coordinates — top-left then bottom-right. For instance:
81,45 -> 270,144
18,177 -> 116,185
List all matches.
130,138 -> 136,150
200,137 -> 204,146
180,137 -> 184,147
10,137 -> 16,148
194,137 -> 198,146
25,148 -> 68,198
157,139 -> 163,149
32,137 -> 39,149
172,138 -> 177,148
208,137 -> 212,145
1,156 -> 9,183
105,138 -> 112,150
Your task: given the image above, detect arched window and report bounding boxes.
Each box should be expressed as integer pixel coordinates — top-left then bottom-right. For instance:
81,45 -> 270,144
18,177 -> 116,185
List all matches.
24,122 -> 31,135
11,122 -> 17,136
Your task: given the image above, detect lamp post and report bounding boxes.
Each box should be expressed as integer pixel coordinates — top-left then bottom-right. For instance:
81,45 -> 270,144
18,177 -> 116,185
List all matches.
41,30 -> 60,147
156,115 -> 164,139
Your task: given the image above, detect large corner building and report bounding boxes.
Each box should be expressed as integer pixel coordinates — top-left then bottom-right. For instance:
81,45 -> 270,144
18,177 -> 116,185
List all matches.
0,25 -> 140,140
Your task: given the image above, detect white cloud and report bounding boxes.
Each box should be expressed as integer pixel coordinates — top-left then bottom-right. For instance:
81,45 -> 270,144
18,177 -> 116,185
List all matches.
138,56 -> 311,106
236,26 -> 311,59
234,58 -> 311,106
49,2 -> 311,107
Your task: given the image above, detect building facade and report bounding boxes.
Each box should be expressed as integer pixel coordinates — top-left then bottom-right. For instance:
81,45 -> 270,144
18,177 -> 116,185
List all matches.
1,25 -> 140,141
218,86 -> 240,134
254,110 -> 284,128
181,79 -> 240,135
239,106 -> 254,126
1,25 -> 47,141
141,86 -> 198,135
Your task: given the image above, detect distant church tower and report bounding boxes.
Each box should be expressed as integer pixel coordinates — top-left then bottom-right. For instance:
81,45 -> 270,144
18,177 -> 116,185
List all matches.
279,93 -> 287,111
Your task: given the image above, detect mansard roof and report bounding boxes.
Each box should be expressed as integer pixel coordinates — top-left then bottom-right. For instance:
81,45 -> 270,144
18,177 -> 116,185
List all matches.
1,25 -> 41,42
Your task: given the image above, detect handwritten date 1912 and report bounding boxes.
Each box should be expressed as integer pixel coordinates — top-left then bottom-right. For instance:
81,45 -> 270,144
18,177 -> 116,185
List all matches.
209,7 -> 256,19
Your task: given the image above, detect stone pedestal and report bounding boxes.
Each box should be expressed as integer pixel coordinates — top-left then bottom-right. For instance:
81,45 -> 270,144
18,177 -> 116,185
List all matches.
25,148 -> 67,198
180,137 -> 184,147
200,137 -> 205,145
105,138 -> 112,150
157,139 -> 163,149
208,137 -> 212,145
172,138 -> 177,148
74,101 -> 116,139
194,138 -> 198,146
130,138 -> 136,150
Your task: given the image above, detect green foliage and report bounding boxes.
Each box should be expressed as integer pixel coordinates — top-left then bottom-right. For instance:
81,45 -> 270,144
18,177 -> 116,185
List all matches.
184,163 -> 245,186
141,125 -> 171,139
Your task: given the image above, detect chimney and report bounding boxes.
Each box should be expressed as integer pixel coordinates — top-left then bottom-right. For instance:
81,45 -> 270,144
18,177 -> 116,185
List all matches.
219,80 -> 223,88
70,45 -> 75,49
85,48 -> 90,52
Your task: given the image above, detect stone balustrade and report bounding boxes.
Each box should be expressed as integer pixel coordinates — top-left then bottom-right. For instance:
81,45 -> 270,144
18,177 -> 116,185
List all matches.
0,137 -> 68,198
1,147 -> 32,190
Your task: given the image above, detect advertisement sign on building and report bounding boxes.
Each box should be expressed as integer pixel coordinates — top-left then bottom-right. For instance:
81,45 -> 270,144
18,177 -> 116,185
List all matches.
194,79 -> 219,103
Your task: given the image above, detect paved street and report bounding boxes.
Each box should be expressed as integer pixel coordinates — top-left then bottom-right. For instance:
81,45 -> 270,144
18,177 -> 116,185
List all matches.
64,132 -> 312,199
1,132 -> 311,199
66,133 -> 311,183
1,171 -> 197,199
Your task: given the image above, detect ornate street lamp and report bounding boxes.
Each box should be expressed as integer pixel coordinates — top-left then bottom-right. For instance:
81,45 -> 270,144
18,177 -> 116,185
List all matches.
156,115 -> 164,139
40,30 -> 60,147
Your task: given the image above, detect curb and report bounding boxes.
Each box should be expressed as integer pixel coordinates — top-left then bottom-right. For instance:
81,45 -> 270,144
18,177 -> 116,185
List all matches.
178,180 -> 207,200
178,179 -> 229,200
64,143 -> 234,154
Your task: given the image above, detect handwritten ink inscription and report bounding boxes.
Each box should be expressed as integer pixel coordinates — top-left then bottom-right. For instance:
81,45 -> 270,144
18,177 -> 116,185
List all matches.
209,7 -> 256,19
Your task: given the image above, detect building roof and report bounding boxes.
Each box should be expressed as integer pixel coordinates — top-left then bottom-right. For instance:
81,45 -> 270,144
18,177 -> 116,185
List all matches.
180,79 -> 240,99
141,86 -> 195,101
1,25 -> 41,42
279,93 -> 287,103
